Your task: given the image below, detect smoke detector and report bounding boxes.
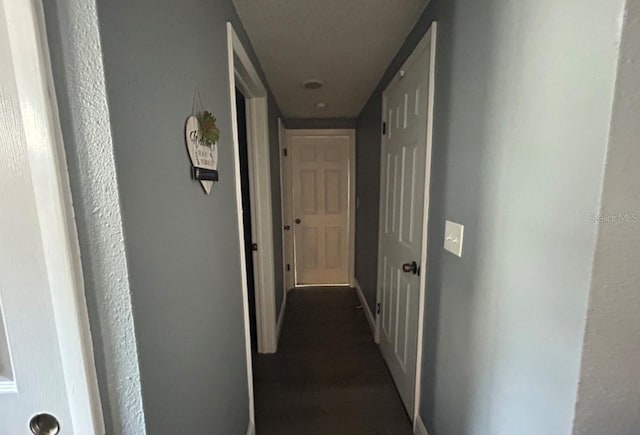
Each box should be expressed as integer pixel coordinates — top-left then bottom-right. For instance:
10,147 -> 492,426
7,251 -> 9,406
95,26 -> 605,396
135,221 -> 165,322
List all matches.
316,102 -> 326,110
303,79 -> 323,90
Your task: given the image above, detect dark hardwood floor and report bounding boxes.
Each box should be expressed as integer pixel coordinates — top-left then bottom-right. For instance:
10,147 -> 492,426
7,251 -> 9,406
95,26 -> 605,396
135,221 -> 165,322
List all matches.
252,287 -> 413,435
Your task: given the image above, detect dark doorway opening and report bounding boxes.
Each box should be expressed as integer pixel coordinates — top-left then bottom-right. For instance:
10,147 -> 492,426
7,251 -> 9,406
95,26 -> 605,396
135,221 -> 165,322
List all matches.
236,89 -> 258,352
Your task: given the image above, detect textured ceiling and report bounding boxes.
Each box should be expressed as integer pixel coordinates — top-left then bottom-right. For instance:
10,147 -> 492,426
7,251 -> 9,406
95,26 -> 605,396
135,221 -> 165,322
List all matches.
233,0 -> 429,119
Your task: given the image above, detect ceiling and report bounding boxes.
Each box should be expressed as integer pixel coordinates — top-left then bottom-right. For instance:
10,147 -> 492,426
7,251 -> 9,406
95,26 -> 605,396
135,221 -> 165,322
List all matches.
233,0 -> 429,119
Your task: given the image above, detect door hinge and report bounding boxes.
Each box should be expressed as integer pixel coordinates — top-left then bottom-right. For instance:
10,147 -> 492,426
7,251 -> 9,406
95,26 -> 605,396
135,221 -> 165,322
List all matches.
286,263 -> 290,271
377,303 -> 381,314
283,148 -> 288,156
251,243 -> 258,251
382,122 -> 387,135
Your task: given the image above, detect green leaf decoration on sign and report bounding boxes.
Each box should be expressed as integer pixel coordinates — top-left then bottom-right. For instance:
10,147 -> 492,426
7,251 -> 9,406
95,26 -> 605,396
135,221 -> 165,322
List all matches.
200,110 -> 220,145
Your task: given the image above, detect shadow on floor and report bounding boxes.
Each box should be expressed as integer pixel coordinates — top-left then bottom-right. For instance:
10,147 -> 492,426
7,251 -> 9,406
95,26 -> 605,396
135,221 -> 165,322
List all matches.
253,287 -> 413,435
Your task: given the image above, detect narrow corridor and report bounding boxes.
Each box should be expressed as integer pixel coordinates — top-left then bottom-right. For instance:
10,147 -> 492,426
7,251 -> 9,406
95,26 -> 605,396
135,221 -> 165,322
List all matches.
253,288 -> 413,435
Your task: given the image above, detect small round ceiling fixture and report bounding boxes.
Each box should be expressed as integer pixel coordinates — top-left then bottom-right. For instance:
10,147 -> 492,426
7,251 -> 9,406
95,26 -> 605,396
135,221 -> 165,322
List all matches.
316,102 -> 326,110
303,79 -> 323,90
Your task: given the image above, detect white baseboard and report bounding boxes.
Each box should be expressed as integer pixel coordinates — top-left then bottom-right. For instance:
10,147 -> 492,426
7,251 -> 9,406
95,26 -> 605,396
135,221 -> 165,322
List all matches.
246,420 -> 255,435
414,414 -> 429,435
276,293 -> 287,343
353,278 -> 376,338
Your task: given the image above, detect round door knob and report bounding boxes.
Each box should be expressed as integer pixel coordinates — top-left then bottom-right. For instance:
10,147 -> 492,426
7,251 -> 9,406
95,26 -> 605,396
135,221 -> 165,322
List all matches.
295,218 -> 301,224
402,261 -> 419,275
30,413 -> 60,435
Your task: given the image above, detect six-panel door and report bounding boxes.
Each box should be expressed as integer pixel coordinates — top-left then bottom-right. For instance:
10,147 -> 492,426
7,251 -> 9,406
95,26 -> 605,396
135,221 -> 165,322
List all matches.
378,35 -> 432,415
291,134 -> 351,285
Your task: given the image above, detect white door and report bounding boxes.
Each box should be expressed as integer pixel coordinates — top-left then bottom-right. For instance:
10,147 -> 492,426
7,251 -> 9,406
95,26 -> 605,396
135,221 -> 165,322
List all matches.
0,0 -> 102,433
377,28 -> 436,416
288,131 -> 354,286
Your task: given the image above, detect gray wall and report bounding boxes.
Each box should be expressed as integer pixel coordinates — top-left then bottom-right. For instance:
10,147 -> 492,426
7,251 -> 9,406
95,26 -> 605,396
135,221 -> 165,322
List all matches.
356,1 -> 626,434
573,1 -> 640,433
284,117 -> 357,129
355,99 -> 382,310
95,1 -> 282,433
42,1 -> 146,433
45,0 -> 284,432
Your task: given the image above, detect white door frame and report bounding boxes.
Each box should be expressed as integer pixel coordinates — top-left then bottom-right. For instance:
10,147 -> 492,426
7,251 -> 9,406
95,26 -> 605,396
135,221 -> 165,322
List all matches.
279,119 -> 294,294
277,118 -> 290,339
226,21 -> 278,431
374,23 -> 438,432
227,23 -> 278,355
283,129 -> 356,287
2,0 -> 104,431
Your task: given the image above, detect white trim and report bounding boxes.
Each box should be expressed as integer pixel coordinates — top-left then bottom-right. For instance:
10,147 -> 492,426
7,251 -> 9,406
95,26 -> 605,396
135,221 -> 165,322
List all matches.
3,0 -> 105,431
414,414 -> 429,435
276,291 -> 287,341
278,119 -> 294,294
284,129 -> 356,287
227,23 -> 278,356
282,128 -> 300,286
227,23 -> 255,429
374,90 -> 387,346
413,23 -> 437,431
278,117 -> 287,292
353,279 -> 376,338
349,130 -> 357,287
31,0 -> 146,432
228,20 -> 283,430
246,420 -> 255,435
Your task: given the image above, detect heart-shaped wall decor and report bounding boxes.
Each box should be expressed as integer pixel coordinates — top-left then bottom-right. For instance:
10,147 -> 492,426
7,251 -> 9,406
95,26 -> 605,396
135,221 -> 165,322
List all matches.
185,115 -> 218,194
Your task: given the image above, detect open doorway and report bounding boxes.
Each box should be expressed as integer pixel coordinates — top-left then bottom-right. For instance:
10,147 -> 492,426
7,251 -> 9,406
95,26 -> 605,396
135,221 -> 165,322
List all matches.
235,88 -> 258,352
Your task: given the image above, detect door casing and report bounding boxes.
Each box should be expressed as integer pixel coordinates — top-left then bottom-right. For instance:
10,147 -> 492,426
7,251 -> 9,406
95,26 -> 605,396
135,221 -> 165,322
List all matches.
375,22 -> 438,431
277,119 -> 291,339
227,19 -> 284,434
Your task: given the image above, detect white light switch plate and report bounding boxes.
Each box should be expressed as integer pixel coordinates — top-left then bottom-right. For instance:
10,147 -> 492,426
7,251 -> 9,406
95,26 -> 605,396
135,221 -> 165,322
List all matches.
444,220 -> 464,257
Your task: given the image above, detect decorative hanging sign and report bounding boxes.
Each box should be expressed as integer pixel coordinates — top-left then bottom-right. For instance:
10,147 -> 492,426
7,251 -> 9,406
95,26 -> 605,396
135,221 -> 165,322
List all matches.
185,89 -> 220,194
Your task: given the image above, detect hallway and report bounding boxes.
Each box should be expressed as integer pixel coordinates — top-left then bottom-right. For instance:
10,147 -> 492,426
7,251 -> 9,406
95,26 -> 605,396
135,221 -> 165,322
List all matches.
252,288 -> 413,434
